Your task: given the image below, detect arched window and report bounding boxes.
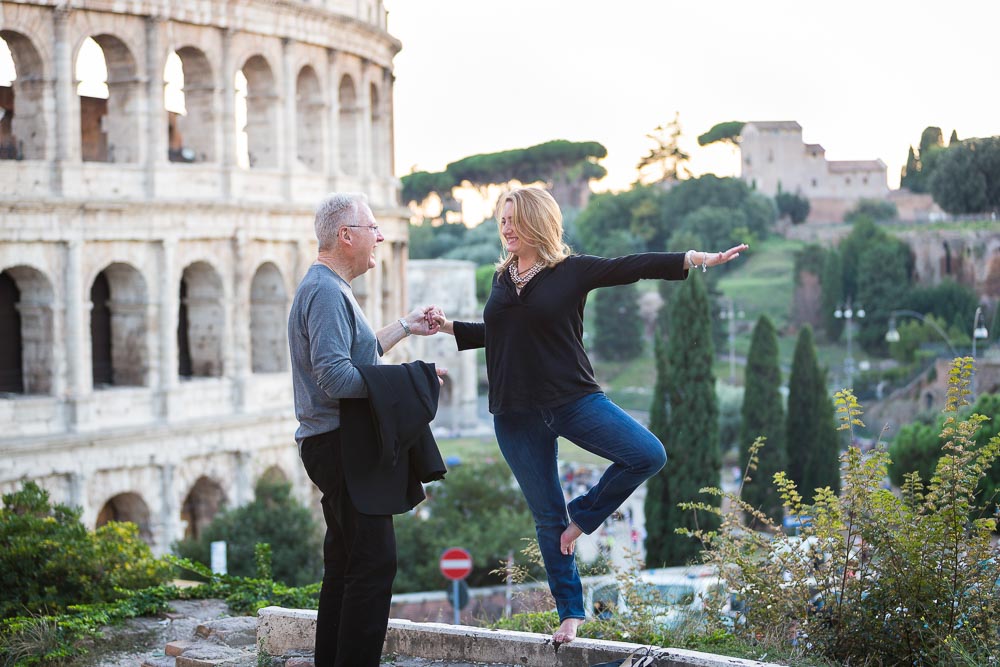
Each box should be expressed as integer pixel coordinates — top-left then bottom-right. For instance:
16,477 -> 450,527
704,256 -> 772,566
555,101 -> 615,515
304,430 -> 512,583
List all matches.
178,262 -> 224,378
380,258 -> 392,329
337,74 -> 358,175
181,476 -> 227,540
295,66 -> 323,171
0,31 -> 46,160
166,47 -> 216,163
370,82 -> 387,176
250,263 -> 288,373
90,263 -> 149,388
96,492 -> 152,543
0,270 -> 23,392
0,266 -> 53,394
77,36 -> 139,163
239,55 -> 278,169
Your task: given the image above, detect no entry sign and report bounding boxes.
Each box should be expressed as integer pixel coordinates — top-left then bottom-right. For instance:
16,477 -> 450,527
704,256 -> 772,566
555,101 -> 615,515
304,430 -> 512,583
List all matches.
439,547 -> 473,581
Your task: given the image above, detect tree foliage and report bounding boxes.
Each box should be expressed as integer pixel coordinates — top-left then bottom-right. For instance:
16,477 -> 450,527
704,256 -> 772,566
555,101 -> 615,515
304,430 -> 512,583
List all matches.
697,121 -> 746,147
644,273 -> 720,566
774,191 -> 810,224
682,366 -> 1000,666
889,391 -> 1000,522
0,482 -> 172,619
929,136 -> 1000,214
844,198 -> 897,223
900,126 -> 947,193
393,462 -> 541,592
786,326 -> 840,501
174,478 -> 323,587
636,112 -> 690,184
399,140 -> 608,205
739,316 -> 787,525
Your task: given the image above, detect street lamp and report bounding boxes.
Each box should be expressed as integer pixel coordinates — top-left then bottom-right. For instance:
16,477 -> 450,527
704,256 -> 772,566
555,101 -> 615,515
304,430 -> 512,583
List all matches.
720,298 -> 745,385
884,310 -> 958,357
834,299 -> 865,389
971,306 -> 990,401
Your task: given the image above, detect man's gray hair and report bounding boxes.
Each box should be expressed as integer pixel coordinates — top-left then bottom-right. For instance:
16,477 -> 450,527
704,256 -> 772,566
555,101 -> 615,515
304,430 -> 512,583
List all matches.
314,192 -> 368,249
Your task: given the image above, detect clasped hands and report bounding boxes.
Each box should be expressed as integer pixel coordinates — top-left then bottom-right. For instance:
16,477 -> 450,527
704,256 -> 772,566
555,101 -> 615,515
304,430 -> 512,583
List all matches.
402,305 -> 449,385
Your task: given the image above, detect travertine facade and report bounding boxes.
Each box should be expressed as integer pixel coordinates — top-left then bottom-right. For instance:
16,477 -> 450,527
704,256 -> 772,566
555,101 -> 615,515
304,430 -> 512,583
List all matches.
0,0 -> 410,553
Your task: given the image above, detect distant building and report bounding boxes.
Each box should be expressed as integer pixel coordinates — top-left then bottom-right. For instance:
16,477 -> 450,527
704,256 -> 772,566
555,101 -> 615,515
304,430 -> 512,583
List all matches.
739,121 -> 892,223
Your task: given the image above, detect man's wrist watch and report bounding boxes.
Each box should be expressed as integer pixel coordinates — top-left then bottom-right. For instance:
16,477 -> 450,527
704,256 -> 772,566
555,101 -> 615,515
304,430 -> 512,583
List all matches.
398,318 -> 411,336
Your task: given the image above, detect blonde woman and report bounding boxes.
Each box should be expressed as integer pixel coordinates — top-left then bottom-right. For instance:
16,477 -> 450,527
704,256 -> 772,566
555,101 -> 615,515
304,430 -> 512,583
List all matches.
433,186 -> 746,645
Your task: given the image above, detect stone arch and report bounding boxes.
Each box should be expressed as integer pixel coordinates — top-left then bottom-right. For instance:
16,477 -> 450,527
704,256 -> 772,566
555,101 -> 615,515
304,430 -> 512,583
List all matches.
337,74 -> 358,175
0,265 -> 54,395
181,475 -> 227,540
78,35 -> 139,163
369,81 -> 387,176
96,491 -> 152,543
259,465 -> 288,485
0,31 -> 45,160
89,262 -> 148,388
250,262 -> 288,373
167,46 -> 216,163
295,65 -> 323,171
241,55 -> 278,169
178,261 -> 224,378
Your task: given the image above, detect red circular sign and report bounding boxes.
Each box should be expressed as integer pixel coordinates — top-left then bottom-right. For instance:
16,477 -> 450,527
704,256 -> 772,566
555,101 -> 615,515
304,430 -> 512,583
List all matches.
439,547 -> 473,581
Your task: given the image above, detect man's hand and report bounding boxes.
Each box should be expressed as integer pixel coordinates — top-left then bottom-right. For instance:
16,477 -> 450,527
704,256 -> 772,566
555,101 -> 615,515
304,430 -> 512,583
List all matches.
435,366 -> 448,387
405,305 -> 441,336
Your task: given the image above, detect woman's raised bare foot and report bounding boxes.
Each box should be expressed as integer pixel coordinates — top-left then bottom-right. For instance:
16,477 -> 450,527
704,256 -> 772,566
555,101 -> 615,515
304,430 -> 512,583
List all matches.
552,617 -> 585,647
560,521 -> 583,555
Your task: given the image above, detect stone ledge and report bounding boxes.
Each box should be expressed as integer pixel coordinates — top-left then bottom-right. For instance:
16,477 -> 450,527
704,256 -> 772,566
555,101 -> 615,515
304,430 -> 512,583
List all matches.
257,606 -> 782,667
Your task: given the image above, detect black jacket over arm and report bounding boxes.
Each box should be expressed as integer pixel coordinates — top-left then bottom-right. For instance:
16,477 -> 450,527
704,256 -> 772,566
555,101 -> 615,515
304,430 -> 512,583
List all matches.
339,360 -> 446,515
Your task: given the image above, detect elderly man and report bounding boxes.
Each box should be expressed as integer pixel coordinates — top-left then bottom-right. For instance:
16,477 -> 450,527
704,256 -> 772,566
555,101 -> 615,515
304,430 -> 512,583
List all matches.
288,192 -> 444,666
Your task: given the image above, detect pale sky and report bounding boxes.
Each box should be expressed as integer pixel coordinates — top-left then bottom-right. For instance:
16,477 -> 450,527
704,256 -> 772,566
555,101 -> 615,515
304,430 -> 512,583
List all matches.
384,0 -> 1000,193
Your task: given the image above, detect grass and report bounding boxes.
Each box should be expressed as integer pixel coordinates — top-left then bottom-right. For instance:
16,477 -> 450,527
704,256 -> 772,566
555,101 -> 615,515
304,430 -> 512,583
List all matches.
436,434 -> 611,466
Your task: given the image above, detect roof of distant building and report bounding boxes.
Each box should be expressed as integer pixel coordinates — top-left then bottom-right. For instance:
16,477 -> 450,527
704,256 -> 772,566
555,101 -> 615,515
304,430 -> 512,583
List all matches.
744,120 -> 802,131
805,143 -> 826,154
828,159 -> 886,172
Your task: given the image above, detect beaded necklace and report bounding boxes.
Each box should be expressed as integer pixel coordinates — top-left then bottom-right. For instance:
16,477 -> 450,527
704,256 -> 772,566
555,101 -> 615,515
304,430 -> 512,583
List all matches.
508,260 -> 545,287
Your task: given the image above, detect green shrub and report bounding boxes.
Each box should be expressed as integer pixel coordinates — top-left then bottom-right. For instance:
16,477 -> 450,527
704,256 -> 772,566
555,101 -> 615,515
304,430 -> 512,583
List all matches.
393,461 -> 541,592
173,479 -> 322,587
681,358 -> 1000,665
0,482 -> 172,620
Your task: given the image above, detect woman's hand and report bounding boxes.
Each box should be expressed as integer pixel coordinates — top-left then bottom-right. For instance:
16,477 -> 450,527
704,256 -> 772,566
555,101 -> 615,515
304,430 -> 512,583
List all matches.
708,243 -> 749,267
426,307 -> 454,335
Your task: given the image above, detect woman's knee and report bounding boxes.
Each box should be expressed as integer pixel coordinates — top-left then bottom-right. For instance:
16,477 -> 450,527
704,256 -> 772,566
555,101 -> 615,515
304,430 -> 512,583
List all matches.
635,441 -> 667,476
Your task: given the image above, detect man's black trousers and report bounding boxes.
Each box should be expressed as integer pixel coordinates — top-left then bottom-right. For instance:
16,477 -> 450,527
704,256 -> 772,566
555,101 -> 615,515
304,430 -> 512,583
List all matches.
301,429 -> 397,667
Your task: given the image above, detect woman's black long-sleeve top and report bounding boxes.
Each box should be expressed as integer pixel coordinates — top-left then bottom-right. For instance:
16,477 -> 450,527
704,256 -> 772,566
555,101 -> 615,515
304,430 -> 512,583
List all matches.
453,252 -> 688,415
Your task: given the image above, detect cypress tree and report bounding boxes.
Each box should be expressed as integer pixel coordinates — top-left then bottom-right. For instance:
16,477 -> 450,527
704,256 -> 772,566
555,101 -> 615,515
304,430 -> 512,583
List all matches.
644,273 -> 720,566
786,325 -> 840,502
820,249 -> 844,342
739,315 -> 786,526
592,284 -> 643,361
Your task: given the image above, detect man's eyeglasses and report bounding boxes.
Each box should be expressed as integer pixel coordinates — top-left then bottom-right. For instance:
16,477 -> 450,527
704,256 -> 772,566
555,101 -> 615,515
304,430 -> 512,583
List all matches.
345,225 -> 380,234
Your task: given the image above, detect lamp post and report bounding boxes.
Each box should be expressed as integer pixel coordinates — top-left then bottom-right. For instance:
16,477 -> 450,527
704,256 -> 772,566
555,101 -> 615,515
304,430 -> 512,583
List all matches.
971,306 -> 990,401
834,299 -> 865,389
720,297 -> 745,385
884,310 -> 958,357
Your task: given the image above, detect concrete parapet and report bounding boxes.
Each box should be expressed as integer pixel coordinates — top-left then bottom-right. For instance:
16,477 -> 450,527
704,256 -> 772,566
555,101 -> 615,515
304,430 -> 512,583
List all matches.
257,606 -> 783,667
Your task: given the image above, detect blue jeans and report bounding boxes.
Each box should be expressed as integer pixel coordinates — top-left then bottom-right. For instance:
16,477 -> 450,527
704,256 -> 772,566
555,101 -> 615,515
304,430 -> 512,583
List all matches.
493,392 -> 667,621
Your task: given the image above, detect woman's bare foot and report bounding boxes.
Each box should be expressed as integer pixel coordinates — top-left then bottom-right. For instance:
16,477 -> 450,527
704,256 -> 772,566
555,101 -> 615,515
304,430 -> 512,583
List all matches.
560,522 -> 583,555
552,617 -> 585,646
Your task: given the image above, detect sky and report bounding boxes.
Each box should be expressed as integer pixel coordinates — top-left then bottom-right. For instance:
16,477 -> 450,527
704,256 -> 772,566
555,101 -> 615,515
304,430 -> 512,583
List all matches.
384,0 -> 1000,196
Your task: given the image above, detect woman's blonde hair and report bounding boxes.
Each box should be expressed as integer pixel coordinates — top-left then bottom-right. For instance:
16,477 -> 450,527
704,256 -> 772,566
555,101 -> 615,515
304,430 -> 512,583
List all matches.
494,186 -> 572,271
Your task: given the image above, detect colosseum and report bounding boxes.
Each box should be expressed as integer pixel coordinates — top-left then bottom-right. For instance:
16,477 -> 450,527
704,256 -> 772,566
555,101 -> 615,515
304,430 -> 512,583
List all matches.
0,0 -> 412,554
